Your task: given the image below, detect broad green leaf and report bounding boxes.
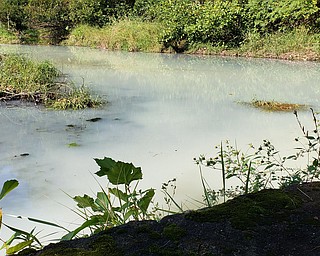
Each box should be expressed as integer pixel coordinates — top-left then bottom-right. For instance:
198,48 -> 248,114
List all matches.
94,157 -> 116,177
73,194 -> 95,209
0,180 -> 19,200
95,157 -> 143,185
137,189 -> 155,214
6,240 -> 33,255
108,188 -> 129,202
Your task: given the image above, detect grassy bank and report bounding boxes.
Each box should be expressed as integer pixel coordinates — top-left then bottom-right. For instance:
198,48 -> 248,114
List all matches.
182,27 -> 320,61
2,20 -> 320,61
0,24 -> 19,44
61,21 -> 320,61
63,20 -> 163,52
0,54 -> 102,109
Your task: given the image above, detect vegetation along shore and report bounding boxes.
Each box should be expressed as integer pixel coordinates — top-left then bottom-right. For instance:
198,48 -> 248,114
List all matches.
0,0 -> 320,60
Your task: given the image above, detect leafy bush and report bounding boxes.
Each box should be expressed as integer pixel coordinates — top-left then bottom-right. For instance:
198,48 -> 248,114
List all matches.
68,0 -> 135,27
149,0 -> 244,52
0,0 -> 28,31
244,0 -> 320,34
186,1 -> 243,46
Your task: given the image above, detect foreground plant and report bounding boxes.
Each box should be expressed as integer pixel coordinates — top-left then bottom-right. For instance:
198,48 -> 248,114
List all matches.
63,157 -> 155,240
0,54 -> 102,109
0,180 -> 39,255
196,109 -> 320,206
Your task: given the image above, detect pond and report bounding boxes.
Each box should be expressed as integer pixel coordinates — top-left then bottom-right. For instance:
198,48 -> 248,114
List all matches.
1,44 -> 320,246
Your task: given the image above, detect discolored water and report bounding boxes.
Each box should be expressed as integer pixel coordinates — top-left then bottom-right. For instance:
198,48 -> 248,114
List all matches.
1,44 -> 320,248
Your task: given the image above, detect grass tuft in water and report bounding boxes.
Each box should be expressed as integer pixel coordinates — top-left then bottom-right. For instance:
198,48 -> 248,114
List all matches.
0,54 -> 102,110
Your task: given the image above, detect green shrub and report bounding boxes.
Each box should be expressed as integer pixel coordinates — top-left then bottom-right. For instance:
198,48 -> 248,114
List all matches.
68,0 -> 135,27
0,0 -> 28,31
244,0 -> 320,34
150,0 -> 244,52
25,0 -> 70,44
132,0 -> 161,18
186,1 -> 243,47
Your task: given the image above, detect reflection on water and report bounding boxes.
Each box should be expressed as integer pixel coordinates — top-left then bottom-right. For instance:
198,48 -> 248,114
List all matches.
1,44 -> 320,245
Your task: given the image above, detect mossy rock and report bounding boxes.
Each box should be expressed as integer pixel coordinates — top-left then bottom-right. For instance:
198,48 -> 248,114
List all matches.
186,189 -> 302,229
17,183 -> 320,256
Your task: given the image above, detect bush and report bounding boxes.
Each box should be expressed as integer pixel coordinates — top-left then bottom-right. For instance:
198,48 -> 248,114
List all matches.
244,0 -> 320,34
25,0 -> 70,44
0,0 -> 28,31
68,0 -> 135,27
185,1 -> 243,47
150,0 -> 244,52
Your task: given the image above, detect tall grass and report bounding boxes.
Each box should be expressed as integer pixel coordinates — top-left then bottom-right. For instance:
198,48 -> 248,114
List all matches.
186,27 -> 320,60
237,27 -> 320,60
63,19 -> 163,52
0,54 -> 102,109
0,24 -> 19,44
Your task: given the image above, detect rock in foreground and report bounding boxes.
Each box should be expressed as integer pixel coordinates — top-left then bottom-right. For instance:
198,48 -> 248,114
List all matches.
18,183 -> 320,256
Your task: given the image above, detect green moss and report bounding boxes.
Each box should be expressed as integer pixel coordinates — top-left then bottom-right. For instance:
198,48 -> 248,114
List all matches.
186,189 -> 301,229
146,246 -> 187,256
24,234 -> 122,256
162,224 -> 186,241
135,224 -> 161,239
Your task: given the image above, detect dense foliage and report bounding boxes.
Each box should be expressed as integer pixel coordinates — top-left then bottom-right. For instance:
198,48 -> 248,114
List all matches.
0,0 -> 319,50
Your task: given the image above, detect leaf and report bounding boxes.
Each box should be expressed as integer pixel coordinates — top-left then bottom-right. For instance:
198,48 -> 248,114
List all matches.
137,189 -> 155,214
264,163 -> 278,170
6,240 -> 33,255
108,188 -> 129,202
27,217 -> 69,232
94,157 -> 117,177
0,180 -> 19,200
123,209 -> 137,222
95,157 -> 143,185
2,224 -> 42,248
61,216 -> 101,241
95,192 -> 110,210
0,208 -> 2,231
73,194 -> 95,209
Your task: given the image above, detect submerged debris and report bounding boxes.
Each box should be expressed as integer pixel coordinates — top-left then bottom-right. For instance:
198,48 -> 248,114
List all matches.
86,117 -> 102,122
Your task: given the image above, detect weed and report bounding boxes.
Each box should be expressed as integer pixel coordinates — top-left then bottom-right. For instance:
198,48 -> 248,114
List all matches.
62,157 -> 156,240
196,109 -> 320,206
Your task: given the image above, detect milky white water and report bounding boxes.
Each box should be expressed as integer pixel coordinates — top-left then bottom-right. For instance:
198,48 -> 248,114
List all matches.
1,44 -> 320,250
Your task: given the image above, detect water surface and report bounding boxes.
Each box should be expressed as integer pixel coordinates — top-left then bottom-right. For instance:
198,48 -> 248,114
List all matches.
1,44 -> 320,245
